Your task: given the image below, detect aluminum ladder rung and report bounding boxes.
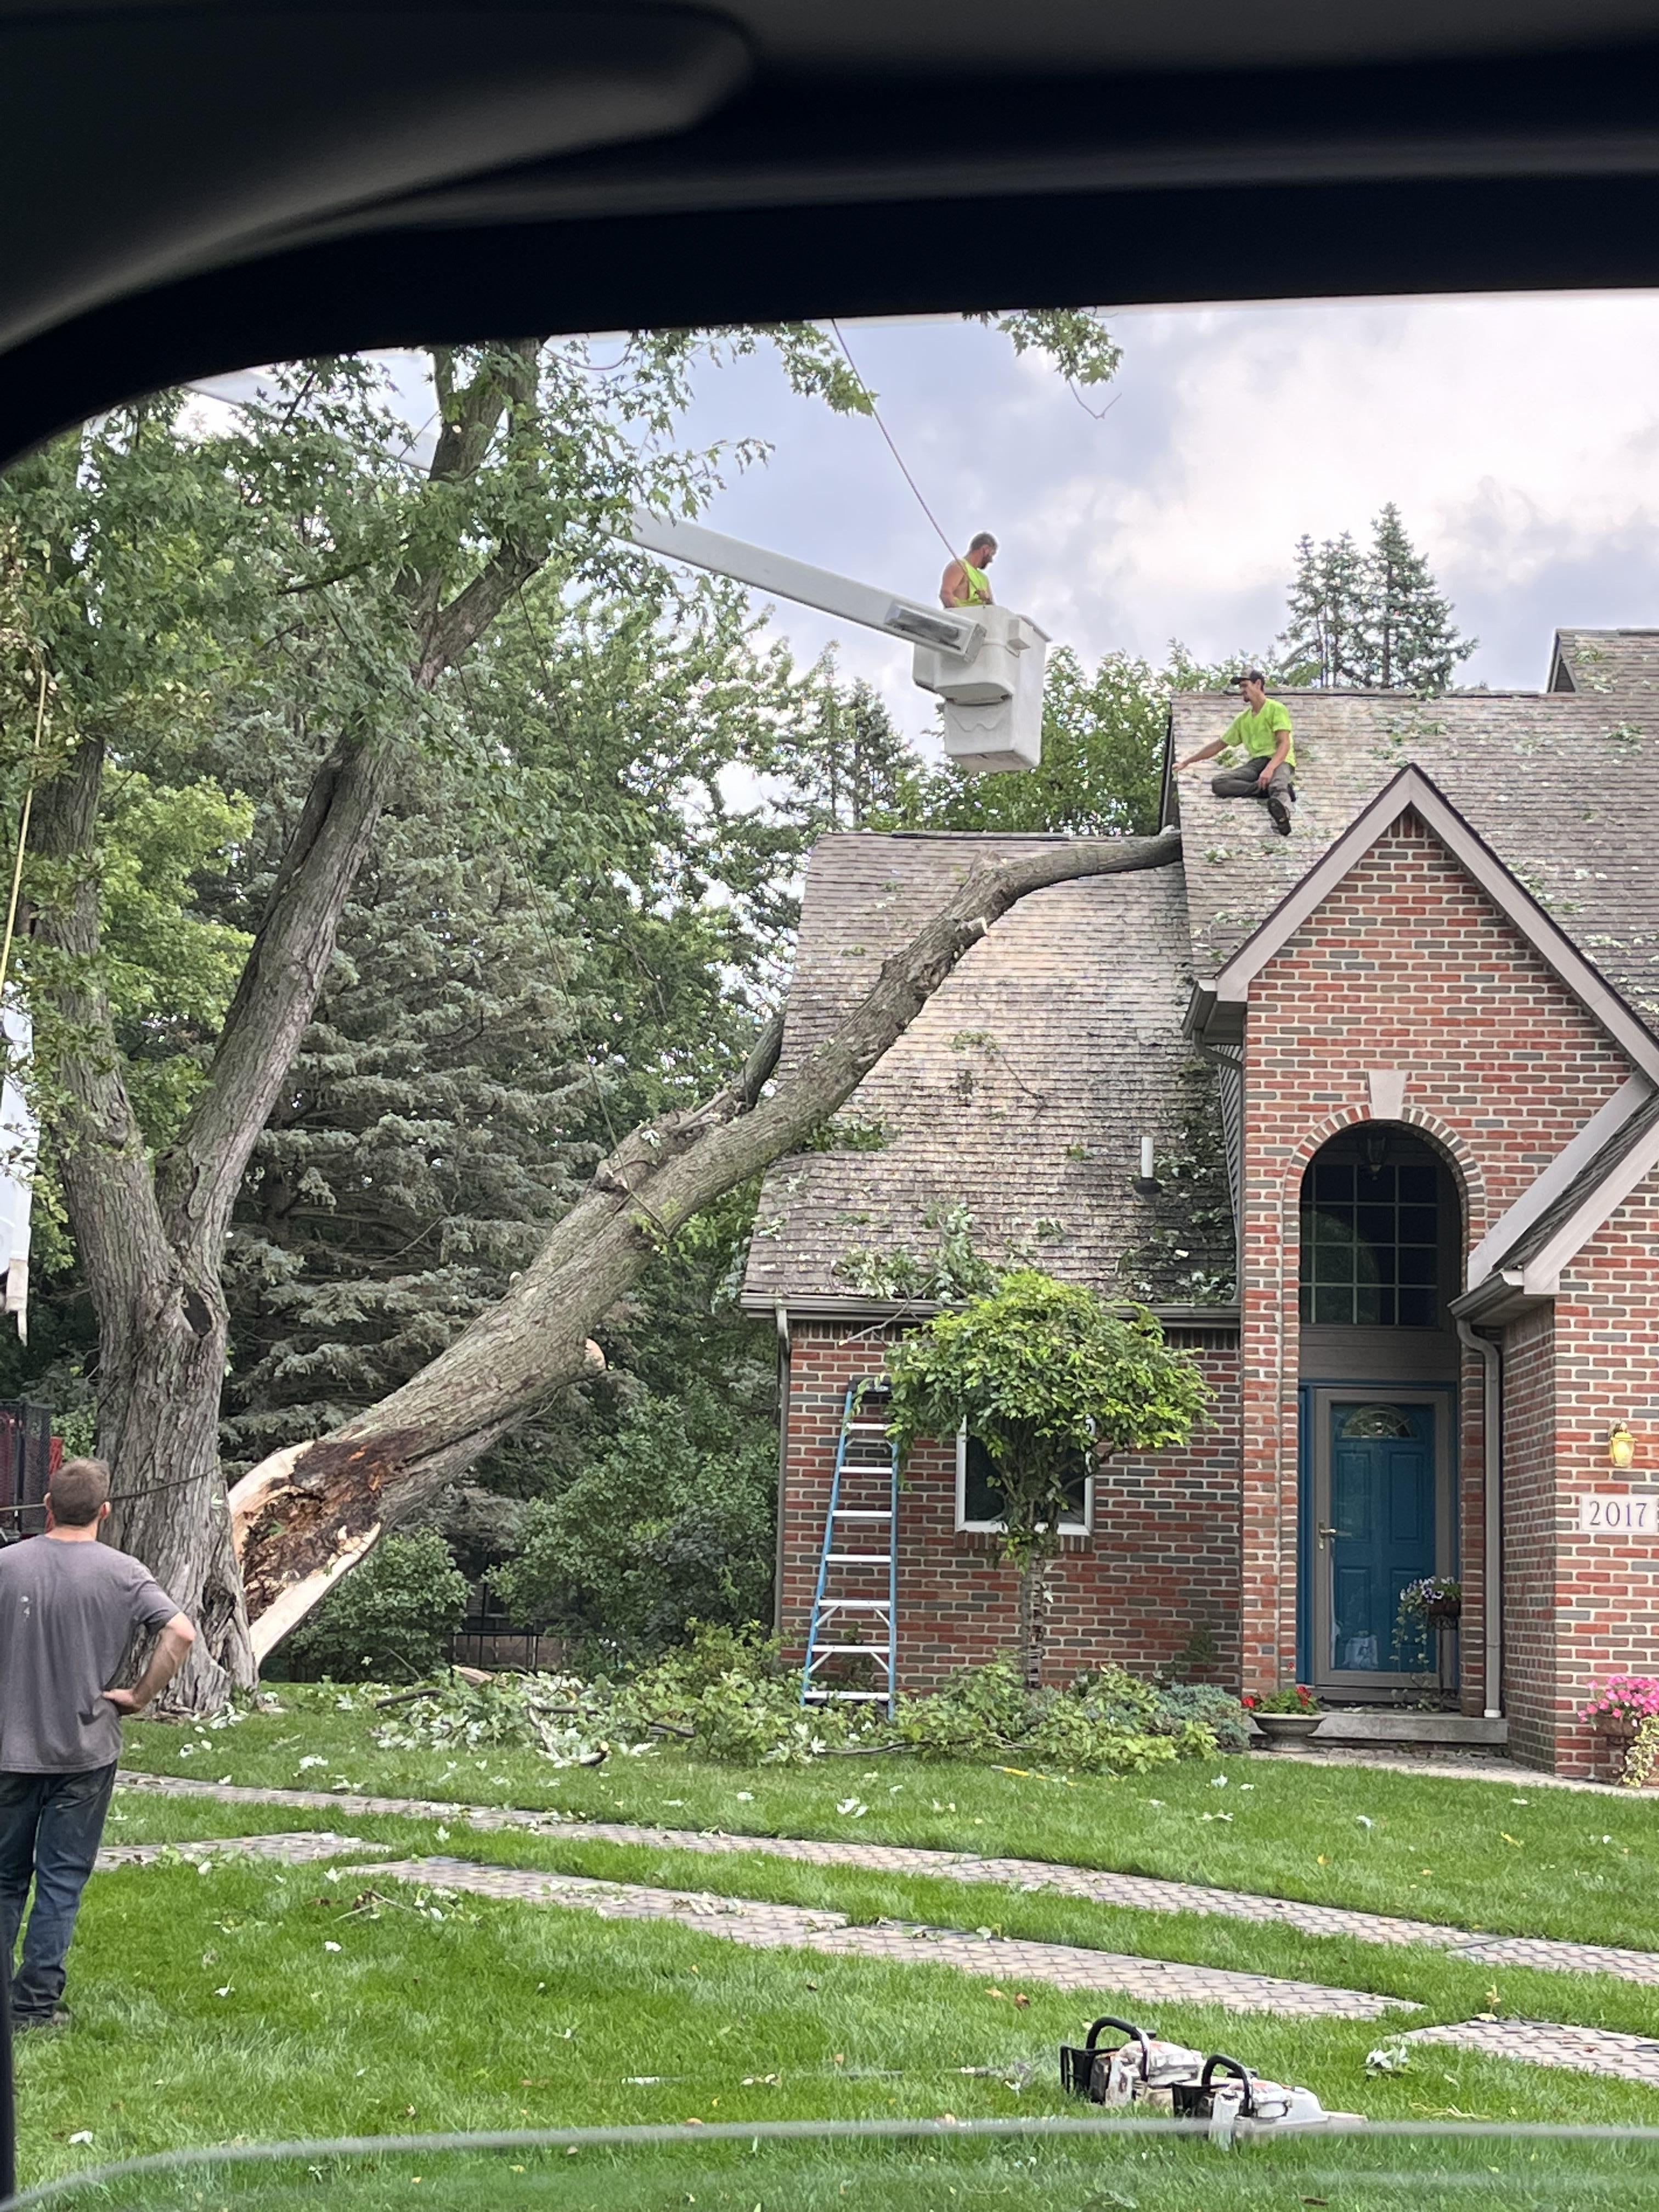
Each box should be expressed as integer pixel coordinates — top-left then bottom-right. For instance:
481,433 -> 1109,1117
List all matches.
802,1380 -> 899,1719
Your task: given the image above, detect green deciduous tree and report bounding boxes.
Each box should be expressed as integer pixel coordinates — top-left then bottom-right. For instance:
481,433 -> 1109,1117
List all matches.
885,1270 -> 1209,1688
489,1387 -> 775,1660
284,1527 -> 469,1681
912,645 -> 1215,837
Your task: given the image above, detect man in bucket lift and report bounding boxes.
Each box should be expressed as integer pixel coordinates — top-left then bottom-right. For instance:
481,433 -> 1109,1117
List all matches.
940,532 -> 996,608
1175,671 -> 1295,835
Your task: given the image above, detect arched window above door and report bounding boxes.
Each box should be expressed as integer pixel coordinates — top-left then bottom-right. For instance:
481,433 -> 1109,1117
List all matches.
1300,1138 -> 1441,1328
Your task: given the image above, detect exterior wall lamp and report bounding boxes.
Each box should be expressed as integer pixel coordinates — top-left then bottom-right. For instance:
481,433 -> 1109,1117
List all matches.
1609,1422 -> 1637,1470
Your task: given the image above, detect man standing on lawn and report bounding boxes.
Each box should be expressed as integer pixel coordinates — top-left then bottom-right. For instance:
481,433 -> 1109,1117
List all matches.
1174,670 -> 1296,834
0,1457 -> 194,2030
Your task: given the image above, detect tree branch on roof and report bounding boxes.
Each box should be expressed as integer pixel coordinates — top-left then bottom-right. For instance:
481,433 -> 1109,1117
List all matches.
229,829 -> 1183,1658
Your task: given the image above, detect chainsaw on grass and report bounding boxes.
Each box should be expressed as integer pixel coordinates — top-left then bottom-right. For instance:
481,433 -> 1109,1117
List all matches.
1059,2018 -> 1363,2142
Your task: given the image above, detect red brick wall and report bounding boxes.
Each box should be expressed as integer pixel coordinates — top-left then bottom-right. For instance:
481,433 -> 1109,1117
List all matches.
1545,1187 -> 1659,1775
1240,810 -> 1634,1723
780,1319 -> 1242,1694
1500,1306 -> 1558,1768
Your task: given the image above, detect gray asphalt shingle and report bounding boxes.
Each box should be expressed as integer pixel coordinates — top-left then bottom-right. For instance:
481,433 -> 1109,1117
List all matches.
744,631 -> 1659,1304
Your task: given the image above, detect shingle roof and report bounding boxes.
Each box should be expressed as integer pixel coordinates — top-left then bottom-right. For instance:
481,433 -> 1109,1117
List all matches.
741,836 -> 1229,1307
1486,1087 -> 1659,1275
1551,629 -> 1659,696
751,644 -> 1659,1308
1173,686 -> 1659,1026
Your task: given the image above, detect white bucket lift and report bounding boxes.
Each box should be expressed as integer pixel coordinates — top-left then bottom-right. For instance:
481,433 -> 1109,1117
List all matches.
625,509 -> 1047,774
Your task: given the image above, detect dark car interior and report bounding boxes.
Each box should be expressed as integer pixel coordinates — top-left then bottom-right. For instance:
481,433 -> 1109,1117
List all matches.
5,1 -> 1659,467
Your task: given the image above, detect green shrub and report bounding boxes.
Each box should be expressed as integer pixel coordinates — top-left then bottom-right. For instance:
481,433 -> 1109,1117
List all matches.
1149,1680 -> 1252,1753
285,1530 -> 469,1682
488,1394 -> 775,1659
368,1635 -> 1242,1771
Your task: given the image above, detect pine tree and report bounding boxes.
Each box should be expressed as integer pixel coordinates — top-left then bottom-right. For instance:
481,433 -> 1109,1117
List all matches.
1278,510 -> 1474,691
758,650 -> 923,838
1363,502 -> 1475,692
1278,532 -> 1370,686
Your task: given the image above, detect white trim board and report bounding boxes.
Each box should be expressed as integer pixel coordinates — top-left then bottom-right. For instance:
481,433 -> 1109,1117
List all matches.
1210,766 -> 1659,1087
1466,1073 -> 1654,1289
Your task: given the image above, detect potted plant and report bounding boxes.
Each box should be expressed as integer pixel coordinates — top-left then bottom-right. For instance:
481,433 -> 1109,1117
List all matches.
1243,1684 -> 1324,1746
1395,1576 -> 1462,1673
1581,1675 -> 1659,1787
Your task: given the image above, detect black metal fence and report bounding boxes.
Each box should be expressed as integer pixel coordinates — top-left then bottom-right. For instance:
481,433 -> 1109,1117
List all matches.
0,1402 -> 54,1540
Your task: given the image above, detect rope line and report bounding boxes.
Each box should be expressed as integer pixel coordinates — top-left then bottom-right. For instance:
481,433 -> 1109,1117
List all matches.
827,320 -> 963,569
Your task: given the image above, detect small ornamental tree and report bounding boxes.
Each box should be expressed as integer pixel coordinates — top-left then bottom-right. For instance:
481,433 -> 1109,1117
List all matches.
885,1271 -> 1210,1687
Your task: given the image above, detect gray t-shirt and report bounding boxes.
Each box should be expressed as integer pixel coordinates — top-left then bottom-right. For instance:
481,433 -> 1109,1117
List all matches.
0,1535 -> 182,1772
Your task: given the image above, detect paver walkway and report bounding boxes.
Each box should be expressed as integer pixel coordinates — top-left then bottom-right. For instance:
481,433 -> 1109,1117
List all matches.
1402,2019 -> 1659,2091
95,1831 -> 387,1871
119,1771 -> 1659,1989
350,1855 -> 1414,2019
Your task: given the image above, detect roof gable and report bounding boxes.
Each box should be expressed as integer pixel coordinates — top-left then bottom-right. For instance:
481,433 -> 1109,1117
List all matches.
1200,766 -> 1659,1085
1173,688 -> 1659,1019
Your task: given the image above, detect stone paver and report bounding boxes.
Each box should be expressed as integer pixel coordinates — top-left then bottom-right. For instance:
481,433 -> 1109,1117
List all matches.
117,1771 -> 1659,1991
351,1854 -> 1412,2019
1402,2018 -> 1659,2090
96,1831 -> 386,1871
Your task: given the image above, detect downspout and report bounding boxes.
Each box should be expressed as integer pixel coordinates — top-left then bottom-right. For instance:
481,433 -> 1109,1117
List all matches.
1456,1317 -> 1503,1720
772,1301 -> 790,1634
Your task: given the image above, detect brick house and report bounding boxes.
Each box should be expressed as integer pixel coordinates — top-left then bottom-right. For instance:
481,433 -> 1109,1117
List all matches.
741,628 -> 1659,1775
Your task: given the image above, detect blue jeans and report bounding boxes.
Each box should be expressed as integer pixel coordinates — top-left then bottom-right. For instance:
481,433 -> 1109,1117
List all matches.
0,1764 -> 116,2020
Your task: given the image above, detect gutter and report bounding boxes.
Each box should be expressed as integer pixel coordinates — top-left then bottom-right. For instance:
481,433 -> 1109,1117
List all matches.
1455,1315 -> 1503,1722
741,1289 -> 1242,1329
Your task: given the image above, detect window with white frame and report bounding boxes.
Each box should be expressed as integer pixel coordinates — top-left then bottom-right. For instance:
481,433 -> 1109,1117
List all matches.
955,1430 -> 1093,1535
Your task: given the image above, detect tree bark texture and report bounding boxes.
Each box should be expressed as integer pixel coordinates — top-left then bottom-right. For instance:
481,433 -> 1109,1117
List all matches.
1016,1556 -> 1052,1692
231,830 -> 1183,1658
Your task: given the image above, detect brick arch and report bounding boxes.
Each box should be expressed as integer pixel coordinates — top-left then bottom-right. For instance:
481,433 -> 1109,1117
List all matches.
1280,1104 -> 1488,1251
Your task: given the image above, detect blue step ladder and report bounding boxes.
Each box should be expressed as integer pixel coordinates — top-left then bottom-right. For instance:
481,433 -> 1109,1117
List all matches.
801,1380 -> 898,1714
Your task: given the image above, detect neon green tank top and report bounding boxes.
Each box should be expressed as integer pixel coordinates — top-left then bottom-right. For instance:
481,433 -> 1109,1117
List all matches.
958,560 -> 991,605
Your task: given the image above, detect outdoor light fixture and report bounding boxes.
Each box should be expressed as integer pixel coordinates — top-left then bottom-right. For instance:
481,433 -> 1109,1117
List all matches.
1361,1125 -> 1390,1176
1135,1134 -> 1159,1195
1609,1423 -> 1637,1470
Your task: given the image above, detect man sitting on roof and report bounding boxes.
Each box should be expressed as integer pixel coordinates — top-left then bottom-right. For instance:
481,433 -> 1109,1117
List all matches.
940,532 -> 996,608
1175,671 -> 1295,836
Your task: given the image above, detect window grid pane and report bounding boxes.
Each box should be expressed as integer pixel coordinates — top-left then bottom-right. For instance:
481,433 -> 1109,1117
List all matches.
1300,1159 -> 1439,1327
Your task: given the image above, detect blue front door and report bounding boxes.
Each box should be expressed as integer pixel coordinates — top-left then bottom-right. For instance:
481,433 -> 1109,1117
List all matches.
1327,1401 -> 1437,1675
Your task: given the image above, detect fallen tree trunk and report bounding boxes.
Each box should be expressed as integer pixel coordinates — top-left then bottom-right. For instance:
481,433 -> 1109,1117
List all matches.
231,829 -> 1181,1658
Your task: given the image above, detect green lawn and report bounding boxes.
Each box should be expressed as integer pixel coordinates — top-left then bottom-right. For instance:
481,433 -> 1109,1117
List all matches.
122,1689 -> 1659,1949
19,1694 -> 1652,2205
17,1833 -> 1659,2204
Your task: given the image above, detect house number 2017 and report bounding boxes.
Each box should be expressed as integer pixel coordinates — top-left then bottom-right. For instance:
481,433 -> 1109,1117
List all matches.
1578,1494 -> 1658,1534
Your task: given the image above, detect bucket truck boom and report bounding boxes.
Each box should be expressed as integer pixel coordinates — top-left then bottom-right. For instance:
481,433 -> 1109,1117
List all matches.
627,509 -> 1048,774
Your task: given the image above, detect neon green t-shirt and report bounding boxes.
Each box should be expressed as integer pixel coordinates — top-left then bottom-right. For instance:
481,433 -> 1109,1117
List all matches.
1222,698 -> 1295,768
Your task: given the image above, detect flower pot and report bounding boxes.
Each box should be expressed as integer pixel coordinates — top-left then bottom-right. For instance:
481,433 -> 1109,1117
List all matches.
1423,1599 -> 1462,1626
1589,1713 -> 1659,1787
1252,1712 -> 1324,1748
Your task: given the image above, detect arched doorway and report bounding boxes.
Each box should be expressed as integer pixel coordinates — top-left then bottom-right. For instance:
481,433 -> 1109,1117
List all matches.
1298,1125 -> 1463,1697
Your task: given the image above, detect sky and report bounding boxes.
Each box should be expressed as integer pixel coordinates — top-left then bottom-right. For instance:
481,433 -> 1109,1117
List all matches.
648,291 -> 1659,749
200,290 -> 1659,754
